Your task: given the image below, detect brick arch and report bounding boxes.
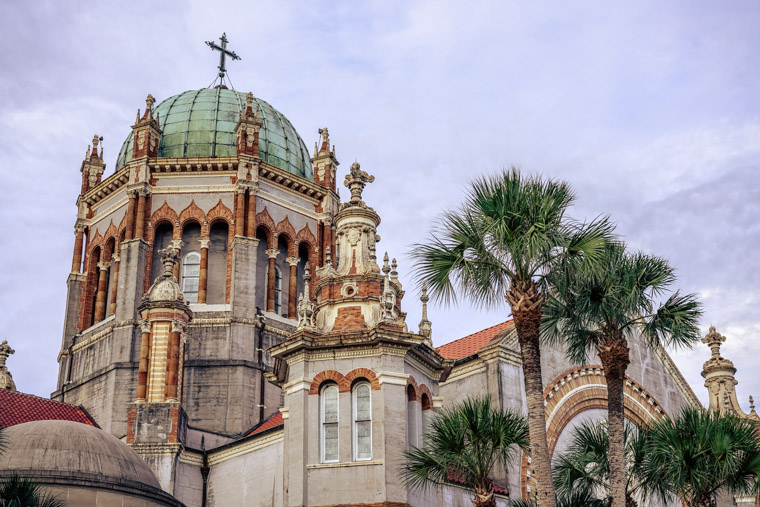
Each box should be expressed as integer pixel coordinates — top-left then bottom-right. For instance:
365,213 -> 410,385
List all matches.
255,208 -> 277,247
87,230 -> 104,255
151,201 -> 180,238
419,384 -> 433,410
117,213 -> 128,240
519,365 -> 667,499
406,376 -> 420,401
103,220 -> 118,248
296,225 -> 317,253
103,235 -> 117,260
344,368 -> 381,390
179,200 -> 206,233
275,216 -> 297,254
207,199 -> 233,229
309,370 -> 347,395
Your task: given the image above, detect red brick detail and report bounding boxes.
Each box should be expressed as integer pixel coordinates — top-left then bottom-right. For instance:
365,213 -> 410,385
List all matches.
168,406 -> 180,444
88,230 -> 104,253
295,224 -> 317,252
406,376 -> 419,401
309,370 -> 347,395
207,199 -> 233,227
255,208 -> 276,247
419,384 -> 433,410
0,389 -> 98,429
275,216 -> 297,254
344,368 -> 381,390
437,320 -> 514,360
126,406 -> 136,444
519,366 -> 667,499
103,220 -> 118,248
332,306 -> 367,331
151,200 -> 179,233
179,200 -> 206,233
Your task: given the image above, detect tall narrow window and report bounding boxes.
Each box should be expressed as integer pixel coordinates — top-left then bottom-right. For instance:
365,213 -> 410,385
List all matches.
407,384 -> 418,449
274,266 -> 282,315
182,252 -> 201,303
353,382 -> 372,461
321,384 -> 339,463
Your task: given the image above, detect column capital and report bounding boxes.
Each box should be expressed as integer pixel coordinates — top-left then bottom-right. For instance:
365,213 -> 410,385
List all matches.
74,220 -> 86,234
286,256 -> 300,267
139,320 -> 151,334
199,239 -> 211,249
171,319 -> 188,334
265,248 -> 279,259
111,253 -> 120,263
97,260 -> 111,271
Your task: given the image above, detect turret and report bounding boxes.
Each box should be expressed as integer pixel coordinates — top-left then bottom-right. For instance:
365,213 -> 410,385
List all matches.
131,93 -> 162,160
79,134 -> 105,194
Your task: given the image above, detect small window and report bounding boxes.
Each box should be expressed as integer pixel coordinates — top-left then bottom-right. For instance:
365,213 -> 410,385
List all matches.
274,266 -> 282,315
321,384 -> 339,463
353,382 -> 372,461
182,252 -> 201,303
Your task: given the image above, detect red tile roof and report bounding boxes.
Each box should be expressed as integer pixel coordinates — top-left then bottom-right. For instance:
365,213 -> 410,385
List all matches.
0,389 -> 98,429
437,320 -> 514,360
246,411 -> 284,437
447,470 -> 509,496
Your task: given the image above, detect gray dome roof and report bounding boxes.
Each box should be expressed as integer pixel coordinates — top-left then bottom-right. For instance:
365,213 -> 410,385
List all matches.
115,88 -> 313,180
0,420 -> 161,491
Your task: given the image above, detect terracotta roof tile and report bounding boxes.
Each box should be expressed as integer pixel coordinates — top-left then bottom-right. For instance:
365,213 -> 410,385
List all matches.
246,411 -> 284,437
447,470 -> 509,496
0,389 -> 98,429
437,320 -> 514,360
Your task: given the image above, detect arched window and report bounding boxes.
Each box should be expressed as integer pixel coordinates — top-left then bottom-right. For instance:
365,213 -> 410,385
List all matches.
421,393 -> 432,445
407,384 -> 418,449
274,266 -> 282,314
321,384 -> 339,463
353,382 -> 372,461
182,252 -> 201,303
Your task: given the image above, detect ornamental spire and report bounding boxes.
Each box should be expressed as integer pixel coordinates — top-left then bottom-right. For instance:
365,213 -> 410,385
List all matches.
343,161 -> 374,205
0,339 -> 16,391
418,283 -> 432,342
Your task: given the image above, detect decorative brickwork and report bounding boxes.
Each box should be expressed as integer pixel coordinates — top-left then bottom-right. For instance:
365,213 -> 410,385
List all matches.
344,368 -> 381,390
207,199 -> 233,227
296,224 -> 317,250
406,376 -> 419,401
332,306 -> 367,331
103,220 -> 119,247
419,384 -> 433,410
519,365 -> 666,498
275,216 -> 297,253
309,370 -> 347,395
255,207 -> 277,247
151,200 -> 180,236
179,200 -> 206,233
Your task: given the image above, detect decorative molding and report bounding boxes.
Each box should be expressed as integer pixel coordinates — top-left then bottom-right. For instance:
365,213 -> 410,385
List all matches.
306,460 -> 383,469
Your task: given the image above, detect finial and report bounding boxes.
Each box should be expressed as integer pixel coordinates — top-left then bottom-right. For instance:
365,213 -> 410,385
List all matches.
343,161 -> 375,204
419,283 -> 432,339
159,244 -> 181,278
0,340 -> 14,369
91,135 -> 100,158
750,395 -> 755,412
391,258 -> 398,280
318,127 -> 329,152
702,326 -> 726,359
246,92 -> 254,112
314,141 -> 318,157
136,109 -> 141,123
382,252 -> 390,276
145,93 -> 155,112
297,265 -> 316,329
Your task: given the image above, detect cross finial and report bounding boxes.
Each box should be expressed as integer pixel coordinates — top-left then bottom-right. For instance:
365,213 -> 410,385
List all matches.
205,33 -> 241,82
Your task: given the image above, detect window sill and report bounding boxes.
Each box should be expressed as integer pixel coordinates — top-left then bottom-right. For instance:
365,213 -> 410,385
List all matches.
306,460 -> 382,469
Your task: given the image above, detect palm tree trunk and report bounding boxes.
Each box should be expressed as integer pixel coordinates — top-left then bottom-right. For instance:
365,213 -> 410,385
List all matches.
473,480 -> 496,507
598,334 -> 630,507
509,284 -> 556,507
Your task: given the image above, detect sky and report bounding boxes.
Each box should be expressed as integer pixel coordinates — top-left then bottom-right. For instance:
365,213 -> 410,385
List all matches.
0,0 -> 758,409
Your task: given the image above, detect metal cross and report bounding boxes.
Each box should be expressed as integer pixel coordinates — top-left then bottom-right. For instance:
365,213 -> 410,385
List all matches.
205,33 -> 241,79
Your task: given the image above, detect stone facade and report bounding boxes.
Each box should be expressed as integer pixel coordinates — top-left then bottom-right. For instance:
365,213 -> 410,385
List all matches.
42,79 -> 738,507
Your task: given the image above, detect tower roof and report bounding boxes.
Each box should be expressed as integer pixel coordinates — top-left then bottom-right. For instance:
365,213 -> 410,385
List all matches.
115,88 -> 313,179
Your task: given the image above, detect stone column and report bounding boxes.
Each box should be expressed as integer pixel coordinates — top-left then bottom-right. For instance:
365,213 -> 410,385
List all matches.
108,253 -> 120,316
165,320 -> 184,401
286,256 -> 299,318
94,260 -> 110,322
266,248 -> 279,312
137,321 -> 151,401
125,190 -> 137,240
71,226 -> 85,273
246,189 -> 257,237
235,189 -> 246,237
323,221 -> 332,265
198,239 -> 210,304
135,191 -> 147,240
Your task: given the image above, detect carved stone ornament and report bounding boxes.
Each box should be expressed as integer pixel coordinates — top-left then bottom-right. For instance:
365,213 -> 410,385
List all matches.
380,273 -> 397,322
296,265 -> 316,330
143,245 -> 185,303
0,339 -> 16,391
343,161 -> 375,205
137,130 -> 146,150
347,227 -> 361,246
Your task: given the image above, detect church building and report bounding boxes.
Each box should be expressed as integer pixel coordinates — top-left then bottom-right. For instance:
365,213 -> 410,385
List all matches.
1,36 -> 755,507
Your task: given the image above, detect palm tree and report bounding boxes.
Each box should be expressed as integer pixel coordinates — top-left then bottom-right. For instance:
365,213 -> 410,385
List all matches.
0,475 -> 65,507
641,407 -> 760,507
401,396 -> 530,507
411,168 -> 612,507
552,420 -> 648,507
542,242 -> 702,507
510,490 -> 606,507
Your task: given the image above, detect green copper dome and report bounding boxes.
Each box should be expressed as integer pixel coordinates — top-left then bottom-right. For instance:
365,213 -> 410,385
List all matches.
116,88 -> 313,179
